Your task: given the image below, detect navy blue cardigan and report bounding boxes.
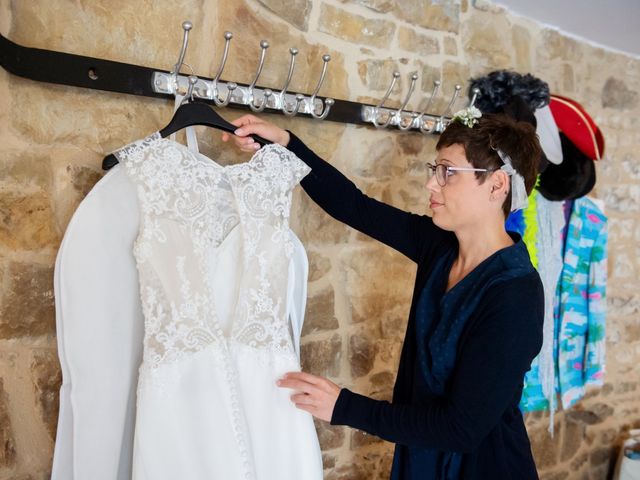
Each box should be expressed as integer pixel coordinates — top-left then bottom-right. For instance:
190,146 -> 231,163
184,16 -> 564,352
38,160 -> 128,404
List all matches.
287,133 -> 544,480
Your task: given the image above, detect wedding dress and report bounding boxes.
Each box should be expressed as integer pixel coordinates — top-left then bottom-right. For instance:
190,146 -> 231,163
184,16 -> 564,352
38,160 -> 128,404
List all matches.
114,133 -> 322,480
52,135 -> 319,479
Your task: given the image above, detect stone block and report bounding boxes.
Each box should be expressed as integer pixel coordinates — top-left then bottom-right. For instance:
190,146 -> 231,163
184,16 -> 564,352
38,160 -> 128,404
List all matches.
589,446 -> 612,468
301,334 -> 342,377
341,245 -> 414,329
368,370 -> 395,400
512,25 -> 531,71
602,77 -> 639,110
444,36 -> 458,56
294,193 -> 351,245
0,262 -> 55,339
529,419 -> 561,468
304,286 -> 340,333
462,12 -> 512,71
442,61 -> 470,92
351,428 -> 382,448
68,165 -> 102,200
394,0 -> 460,33
31,350 -> 62,440
257,0 -> 312,31
315,419 -> 346,450
308,250 -> 332,282
561,417 -> 586,462
357,59 -> 402,93
0,379 -> 16,469
537,29 -> 584,63
0,191 -> 58,251
562,64 -> 575,93
347,136 -> 396,179
397,27 -> 440,56
0,149 -> 52,191
318,4 -> 396,49
349,333 -> 375,378
323,452 -> 337,469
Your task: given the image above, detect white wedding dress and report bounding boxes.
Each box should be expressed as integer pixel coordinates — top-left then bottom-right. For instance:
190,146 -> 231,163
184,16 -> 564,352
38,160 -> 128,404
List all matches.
52,133 -> 320,479
113,133 -> 322,480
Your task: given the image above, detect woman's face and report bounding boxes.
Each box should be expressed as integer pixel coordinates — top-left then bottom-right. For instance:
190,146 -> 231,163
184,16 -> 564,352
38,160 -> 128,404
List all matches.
426,143 -> 496,231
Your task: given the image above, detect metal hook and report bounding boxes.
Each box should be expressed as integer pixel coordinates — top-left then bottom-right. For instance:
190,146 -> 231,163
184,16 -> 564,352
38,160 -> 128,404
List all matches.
211,31 -> 237,106
171,21 -> 193,85
468,87 -> 480,108
181,75 -> 199,105
397,72 -> 419,131
280,48 -> 304,117
372,71 -> 400,128
248,40 -> 272,112
441,84 -> 462,118
435,84 -> 462,132
309,54 -> 334,120
418,80 -> 441,134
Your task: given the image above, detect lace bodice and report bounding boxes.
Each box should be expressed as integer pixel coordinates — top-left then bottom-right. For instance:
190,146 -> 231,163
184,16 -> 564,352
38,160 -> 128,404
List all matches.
115,133 -> 310,376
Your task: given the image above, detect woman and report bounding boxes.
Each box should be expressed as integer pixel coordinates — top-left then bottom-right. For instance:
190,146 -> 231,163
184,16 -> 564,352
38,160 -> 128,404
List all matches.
223,110 -> 544,479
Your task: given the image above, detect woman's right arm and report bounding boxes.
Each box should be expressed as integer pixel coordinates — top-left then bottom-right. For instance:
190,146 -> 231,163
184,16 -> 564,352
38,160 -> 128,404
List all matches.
224,115 -> 449,263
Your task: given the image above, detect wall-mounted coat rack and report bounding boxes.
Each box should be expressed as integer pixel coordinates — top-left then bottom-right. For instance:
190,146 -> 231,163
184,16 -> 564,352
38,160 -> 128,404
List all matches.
0,22 -> 478,136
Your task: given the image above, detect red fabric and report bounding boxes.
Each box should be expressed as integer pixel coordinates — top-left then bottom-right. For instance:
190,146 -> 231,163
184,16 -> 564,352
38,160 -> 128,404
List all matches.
549,95 -> 605,160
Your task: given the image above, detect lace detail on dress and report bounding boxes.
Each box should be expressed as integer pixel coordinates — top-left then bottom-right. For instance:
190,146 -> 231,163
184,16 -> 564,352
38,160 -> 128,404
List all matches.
113,131 -> 163,164
118,136 -> 310,369
227,144 -> 311,355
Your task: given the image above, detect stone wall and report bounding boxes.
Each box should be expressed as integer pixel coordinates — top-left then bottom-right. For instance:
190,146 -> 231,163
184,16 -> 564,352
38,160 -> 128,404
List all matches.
0,0 -> 639,479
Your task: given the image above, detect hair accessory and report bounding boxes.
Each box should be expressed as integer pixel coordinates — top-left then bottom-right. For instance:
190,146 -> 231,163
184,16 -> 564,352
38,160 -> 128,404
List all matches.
451,106 -> 482,128
495,148 -> 528,212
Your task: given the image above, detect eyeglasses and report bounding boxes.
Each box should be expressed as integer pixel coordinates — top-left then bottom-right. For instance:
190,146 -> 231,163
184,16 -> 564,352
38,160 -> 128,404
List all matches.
427,163 -> 497,187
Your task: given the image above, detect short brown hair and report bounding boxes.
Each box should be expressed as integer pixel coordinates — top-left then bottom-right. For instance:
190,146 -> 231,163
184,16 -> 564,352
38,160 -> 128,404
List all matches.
436,113 -> 541,217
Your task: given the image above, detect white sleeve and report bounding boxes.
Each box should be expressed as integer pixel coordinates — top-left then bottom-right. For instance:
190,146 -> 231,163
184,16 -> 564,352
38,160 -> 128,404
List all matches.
52,165 -> 144,480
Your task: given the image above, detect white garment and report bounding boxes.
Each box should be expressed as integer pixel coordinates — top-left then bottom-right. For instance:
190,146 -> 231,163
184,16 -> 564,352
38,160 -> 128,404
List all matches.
52,164 -> 143,480
52,146 -> 312,479
534,190 -> 565,434
535,105 -> 563,165
113,133 -> 322,480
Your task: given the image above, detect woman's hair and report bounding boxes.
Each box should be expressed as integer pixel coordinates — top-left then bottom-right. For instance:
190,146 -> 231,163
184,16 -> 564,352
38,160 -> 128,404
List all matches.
436,113 -> 542,217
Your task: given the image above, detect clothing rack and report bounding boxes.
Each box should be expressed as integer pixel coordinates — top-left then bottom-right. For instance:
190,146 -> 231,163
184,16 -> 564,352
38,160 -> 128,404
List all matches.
0,21 -> 477,137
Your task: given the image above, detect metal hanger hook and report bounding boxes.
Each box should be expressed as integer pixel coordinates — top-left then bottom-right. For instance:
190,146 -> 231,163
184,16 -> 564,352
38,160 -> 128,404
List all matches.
309,54 -> 334,120
436,84 -> 462,132
372,71 -> 400,128
212,31 -> 235,106
280,48 -> 303,116
171,21 -> 193,91
397,72 -> 419,131
418,80 -> 441,134
248,40 -> 272,112
468,87 -> 481,108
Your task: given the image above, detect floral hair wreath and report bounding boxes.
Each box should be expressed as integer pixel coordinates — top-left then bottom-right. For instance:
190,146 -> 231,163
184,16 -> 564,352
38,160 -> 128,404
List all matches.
451,106 -> 482,128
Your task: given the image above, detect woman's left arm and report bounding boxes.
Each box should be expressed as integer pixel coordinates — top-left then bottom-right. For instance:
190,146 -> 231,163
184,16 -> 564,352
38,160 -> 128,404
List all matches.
281,275 -> 544,453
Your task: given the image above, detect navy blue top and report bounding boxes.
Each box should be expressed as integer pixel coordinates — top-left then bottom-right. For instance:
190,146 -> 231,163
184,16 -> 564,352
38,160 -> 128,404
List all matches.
287,133 -> 544,480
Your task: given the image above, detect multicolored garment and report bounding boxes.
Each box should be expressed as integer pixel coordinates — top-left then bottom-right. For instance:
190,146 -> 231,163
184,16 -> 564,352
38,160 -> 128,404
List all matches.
520,196 -> 607,411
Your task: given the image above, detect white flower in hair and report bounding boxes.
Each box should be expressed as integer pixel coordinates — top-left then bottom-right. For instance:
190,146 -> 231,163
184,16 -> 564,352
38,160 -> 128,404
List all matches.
452,106 -> 482,128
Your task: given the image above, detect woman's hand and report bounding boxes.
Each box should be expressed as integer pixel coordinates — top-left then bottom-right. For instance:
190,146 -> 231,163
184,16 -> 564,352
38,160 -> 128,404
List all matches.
221,114 -> 290,152
277,371 -> 341,422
